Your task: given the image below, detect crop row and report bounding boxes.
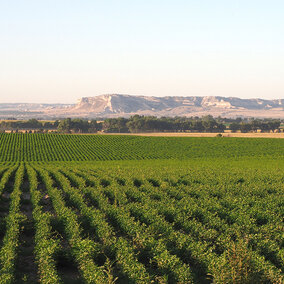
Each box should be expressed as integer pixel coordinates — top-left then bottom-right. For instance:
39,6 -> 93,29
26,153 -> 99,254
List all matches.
0,161 -> 283,283
0,165 -> 24,283
63,166 -> 283,283
0,133 -> 284,161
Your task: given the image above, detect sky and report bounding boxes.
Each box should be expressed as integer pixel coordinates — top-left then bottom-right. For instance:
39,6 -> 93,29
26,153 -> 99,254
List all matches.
0,0 -> 283,103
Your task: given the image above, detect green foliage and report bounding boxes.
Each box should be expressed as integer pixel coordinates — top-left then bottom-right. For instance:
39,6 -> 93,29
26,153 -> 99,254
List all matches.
0,135 -> 283,283
0,117 -> 281,133
0,133 -> 284,161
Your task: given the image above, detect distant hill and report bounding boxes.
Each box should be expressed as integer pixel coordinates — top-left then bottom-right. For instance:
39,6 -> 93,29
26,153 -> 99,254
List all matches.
0,103 -> 72,119
0,95 -> 283,119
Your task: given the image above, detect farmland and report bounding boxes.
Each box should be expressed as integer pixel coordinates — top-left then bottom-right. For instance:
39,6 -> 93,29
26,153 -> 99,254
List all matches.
0,134 -> 283,283
1,133 -> 284,161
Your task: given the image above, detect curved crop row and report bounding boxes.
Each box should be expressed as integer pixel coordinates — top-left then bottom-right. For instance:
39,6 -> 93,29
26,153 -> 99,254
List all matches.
0,164 -> 24,283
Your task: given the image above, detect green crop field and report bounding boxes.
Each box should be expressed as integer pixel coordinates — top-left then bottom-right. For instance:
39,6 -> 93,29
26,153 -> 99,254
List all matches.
0,134 -> 283,283
1,133 -> 284,161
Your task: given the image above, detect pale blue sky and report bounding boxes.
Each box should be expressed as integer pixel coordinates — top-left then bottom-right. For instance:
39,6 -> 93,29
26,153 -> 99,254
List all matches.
0,0 -> 283,103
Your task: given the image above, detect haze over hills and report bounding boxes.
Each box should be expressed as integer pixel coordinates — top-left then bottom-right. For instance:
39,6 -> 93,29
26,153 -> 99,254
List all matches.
0,94 -> 283,119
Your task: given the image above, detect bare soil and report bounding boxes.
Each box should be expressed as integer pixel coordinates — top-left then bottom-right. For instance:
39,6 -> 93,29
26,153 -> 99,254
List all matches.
100,132 -> 284,138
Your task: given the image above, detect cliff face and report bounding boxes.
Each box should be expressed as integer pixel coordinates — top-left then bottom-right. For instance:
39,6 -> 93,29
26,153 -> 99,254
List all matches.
0,95 -> 283,119
67,94 -> 284,118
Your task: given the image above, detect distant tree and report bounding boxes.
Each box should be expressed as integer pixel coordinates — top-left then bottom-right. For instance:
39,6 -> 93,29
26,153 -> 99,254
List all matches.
26,119 -> 42,129
126,115 -> 145,133
229,123 -> 240,132
71,119 -> 89,133
267,120 -> 280,132
54,120 -> 60,128
103,118 -> 128,133
240,123 -> 252,133
43,121 -> 57,130
192,120 -> 204,132
58,118 -> 72,133
88,120 -> 101,133
250,120 -> 261,132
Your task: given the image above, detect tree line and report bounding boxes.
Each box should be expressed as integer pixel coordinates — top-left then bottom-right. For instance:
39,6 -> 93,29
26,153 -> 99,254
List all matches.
0,116 -> 282,133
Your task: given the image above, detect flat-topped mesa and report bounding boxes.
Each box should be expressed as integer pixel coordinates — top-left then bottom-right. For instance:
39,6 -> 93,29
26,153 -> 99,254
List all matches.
70,94 -> 284,116
0,95 -> 283,119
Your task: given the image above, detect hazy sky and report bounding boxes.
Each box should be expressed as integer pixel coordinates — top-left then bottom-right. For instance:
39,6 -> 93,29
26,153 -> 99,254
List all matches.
0,0 -> 283,103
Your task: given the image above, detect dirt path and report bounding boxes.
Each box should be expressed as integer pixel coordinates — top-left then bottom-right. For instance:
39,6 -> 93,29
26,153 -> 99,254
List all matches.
99,132 -> 284,138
